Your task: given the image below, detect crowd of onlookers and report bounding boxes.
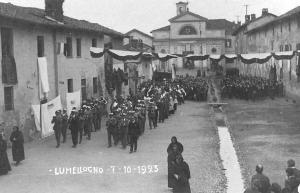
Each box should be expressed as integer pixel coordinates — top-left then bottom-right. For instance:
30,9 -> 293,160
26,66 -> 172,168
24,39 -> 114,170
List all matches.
245,160 -> 300,193
221,75 -> 284,101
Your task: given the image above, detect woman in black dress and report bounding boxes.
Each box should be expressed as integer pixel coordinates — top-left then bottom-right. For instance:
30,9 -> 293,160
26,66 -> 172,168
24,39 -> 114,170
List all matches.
167,136 -> 183,154
9,126 -> 25,166
0,132 -> 11,175
172,154 -> 191,193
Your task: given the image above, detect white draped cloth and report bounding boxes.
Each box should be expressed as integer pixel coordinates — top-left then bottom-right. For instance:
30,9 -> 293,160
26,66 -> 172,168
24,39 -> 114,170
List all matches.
66,90 -> 81,116
38,57 -> 50,93
32,96 -> 62,138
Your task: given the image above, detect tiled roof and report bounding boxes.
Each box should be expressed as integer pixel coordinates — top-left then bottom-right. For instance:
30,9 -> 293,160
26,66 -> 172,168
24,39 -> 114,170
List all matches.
125,29 -> 153,39
151,25 -> 171,33
232,12 -> 277,35
246,6 -> 300,34
207,19 -> 238,34
0,2 -> 123,37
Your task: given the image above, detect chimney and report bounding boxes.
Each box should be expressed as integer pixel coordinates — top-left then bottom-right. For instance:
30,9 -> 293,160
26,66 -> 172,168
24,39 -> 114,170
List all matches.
245,15 -> 251,23
251,14 -> 256,21
262,8 -> 269,16
45,0 -> 65,22
237,21 -> 242,26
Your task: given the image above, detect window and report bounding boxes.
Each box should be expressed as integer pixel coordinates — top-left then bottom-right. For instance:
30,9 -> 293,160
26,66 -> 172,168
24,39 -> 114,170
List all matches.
225,39 -> 232,48
4,86 -> 14,111
280,23 -> 283,33
296,43 -> 300,50
81,79 -> 87,101
37,36 -> 44,57
285,44 -> 292,51
271,40 -> 274,51
1,27 -> 14,57
64,37 -> 73,57
92,38 -> 97,47
272,27 -> 275,36
288,19 -> 291,32
211,48 -> 217,53
76,38 -> 81,57
264,30 -> 267,37
179,25 -> 197,35
279,45 -> 284,52
67,79 -> 73,93
298,16 -> 300,28
93,77 -> 98,94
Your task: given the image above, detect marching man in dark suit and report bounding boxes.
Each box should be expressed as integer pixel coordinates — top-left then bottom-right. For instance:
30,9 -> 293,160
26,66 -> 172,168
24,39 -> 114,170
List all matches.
128,111 -> 140,153
68,108 -> 79,148
52,110 -> 63,148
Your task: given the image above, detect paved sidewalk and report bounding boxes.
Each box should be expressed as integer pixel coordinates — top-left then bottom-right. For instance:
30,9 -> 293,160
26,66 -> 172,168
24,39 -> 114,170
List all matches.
0,101 -> 225,193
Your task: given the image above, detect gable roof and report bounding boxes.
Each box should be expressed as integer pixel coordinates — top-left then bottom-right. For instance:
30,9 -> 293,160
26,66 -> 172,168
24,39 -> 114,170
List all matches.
246,6 -> 300,34
232,12 -> 277,36
0,2 -> 123,37
169,11 -> 207,22
125,29 -> 153,39
151,25 -> 171,33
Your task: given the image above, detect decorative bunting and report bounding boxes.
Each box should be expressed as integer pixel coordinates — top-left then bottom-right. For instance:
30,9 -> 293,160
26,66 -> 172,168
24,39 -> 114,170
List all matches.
89,47 -> 299,67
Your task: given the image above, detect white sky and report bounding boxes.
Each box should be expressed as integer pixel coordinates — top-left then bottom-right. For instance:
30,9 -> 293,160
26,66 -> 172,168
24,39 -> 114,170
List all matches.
0,0 -> 299,35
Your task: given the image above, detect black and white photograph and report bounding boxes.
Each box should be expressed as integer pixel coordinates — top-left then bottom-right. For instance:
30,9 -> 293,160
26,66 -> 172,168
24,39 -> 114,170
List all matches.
0,0 -> 300,192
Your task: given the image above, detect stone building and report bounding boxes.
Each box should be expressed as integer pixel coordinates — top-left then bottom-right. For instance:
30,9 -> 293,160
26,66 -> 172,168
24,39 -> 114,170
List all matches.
233,6 -> 300,98
233,9 -> 277,54
124,29 -> 153,52
151,1 -> 238,76
0,0 -> 123,141
122,29 -> 154,94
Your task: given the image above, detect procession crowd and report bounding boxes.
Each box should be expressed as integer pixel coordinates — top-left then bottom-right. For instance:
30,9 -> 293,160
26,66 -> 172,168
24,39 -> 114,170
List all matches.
245,160 -> 300,193
221,75 -> 284,101
0,75 -> 209,193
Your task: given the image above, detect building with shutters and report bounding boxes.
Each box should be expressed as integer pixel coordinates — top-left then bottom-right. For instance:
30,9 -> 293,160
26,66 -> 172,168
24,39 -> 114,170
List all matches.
232,6 -> 300,98
151,1 -> 238,76
0,0 -> 123,141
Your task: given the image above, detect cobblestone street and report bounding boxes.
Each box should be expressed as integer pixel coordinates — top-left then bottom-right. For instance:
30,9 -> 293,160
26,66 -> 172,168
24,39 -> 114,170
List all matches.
0,101 -> 225,193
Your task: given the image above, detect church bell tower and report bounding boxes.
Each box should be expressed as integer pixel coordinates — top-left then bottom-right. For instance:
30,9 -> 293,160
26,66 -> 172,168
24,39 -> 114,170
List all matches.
176,1 -> 189,16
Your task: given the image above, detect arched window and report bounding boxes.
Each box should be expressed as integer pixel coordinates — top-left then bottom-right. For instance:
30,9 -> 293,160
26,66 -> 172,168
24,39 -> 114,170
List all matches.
161,49 -> 166,53
179,25 -> 197,35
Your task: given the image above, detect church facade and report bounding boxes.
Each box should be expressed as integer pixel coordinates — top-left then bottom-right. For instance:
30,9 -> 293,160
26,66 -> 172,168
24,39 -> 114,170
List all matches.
151,2 -> 238,75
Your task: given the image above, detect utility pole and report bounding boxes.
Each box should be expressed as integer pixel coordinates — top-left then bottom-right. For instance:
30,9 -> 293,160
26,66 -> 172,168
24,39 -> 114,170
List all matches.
244,4 -> 249,15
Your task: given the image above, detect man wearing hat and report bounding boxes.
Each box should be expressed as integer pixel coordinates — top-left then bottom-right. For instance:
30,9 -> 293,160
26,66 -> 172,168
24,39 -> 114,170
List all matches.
118,112 -> 129,149
128,111 -> 140,153
61,109 -> 68,143
51,110 -> 63,148
106,113 -> 118,148
251,164 -> 271,193
68,108 -> 79,148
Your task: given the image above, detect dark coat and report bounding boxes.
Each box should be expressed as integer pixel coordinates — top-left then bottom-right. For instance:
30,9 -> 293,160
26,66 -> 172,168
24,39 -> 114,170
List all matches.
52,115 -> 63,131
167,142 -> 184,154
251,173 -> 271,193
172,161 -> 191,193
0,138 -> 11,175
9,130 -> 25,162
168,151 -> 179,188
128,119 -> 140,137
68,114 -> 79,133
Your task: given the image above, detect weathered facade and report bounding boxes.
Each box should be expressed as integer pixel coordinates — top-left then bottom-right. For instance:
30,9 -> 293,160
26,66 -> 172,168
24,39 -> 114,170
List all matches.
233,6 -> 300,98
0,2 -> 123,141
151,1 -> 238,75
124,29 -> 153,51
